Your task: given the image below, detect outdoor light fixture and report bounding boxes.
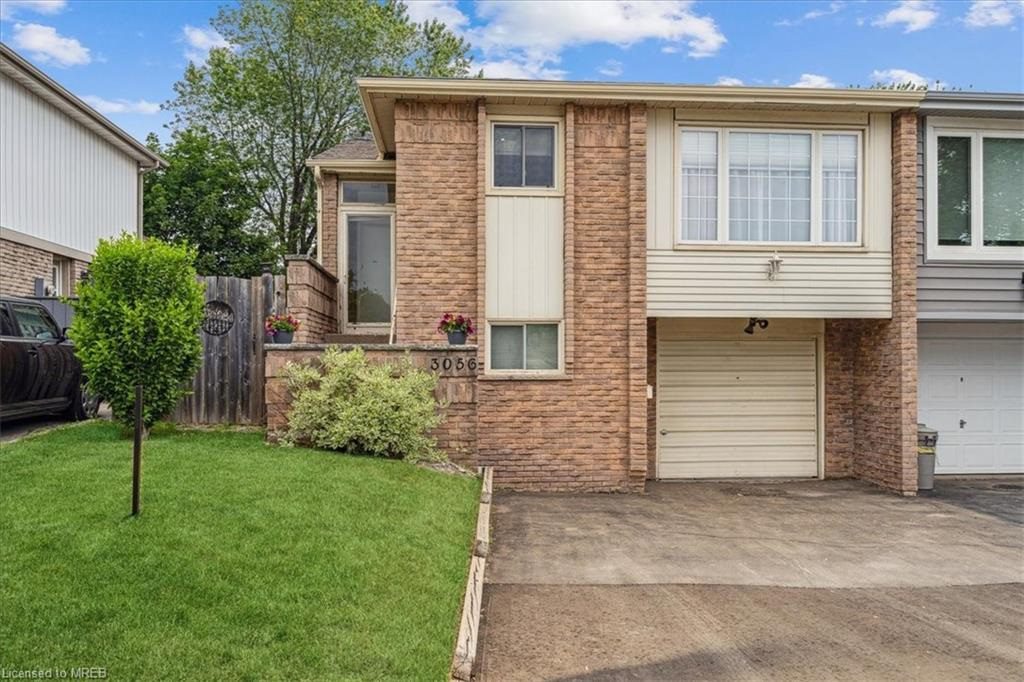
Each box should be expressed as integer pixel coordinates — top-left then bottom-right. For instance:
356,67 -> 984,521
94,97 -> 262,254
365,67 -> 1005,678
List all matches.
744,318 -> 769,334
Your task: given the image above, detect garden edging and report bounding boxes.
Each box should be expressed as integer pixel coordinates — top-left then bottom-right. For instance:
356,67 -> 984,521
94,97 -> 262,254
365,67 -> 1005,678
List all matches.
451,466 -> 493,681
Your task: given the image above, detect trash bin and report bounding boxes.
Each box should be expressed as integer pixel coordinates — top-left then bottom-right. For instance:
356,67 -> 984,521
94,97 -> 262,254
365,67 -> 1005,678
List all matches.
918,424 -> 938,491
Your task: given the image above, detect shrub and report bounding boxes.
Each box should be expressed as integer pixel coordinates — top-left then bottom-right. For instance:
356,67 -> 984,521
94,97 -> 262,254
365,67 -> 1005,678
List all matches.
69,235 -> 204,428
283,347 -> 442,461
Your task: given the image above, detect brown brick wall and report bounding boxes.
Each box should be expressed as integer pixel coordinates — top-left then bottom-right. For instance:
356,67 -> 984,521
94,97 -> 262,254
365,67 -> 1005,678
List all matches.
317,173 -> 340,277
265,345 -> 477,465
1,239 -> 54,296
475,104 -> 646,491
394,101 -> 478,344
822,110 -> 919,494
285,256 -> 338,343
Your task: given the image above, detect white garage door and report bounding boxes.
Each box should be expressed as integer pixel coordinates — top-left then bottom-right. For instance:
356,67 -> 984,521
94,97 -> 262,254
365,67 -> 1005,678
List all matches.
657,339 -> 819,479
919,336 -> 1024,474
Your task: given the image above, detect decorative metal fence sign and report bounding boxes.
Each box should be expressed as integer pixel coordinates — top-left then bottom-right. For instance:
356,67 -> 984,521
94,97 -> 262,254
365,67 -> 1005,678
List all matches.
201,300 -> 235,336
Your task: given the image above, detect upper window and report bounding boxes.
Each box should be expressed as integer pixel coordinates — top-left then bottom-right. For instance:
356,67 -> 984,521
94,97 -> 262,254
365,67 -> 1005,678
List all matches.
493,124 -> 556,189
928,125 -> 1023,261
679,127 -> 861,245
342,182 -> 395,204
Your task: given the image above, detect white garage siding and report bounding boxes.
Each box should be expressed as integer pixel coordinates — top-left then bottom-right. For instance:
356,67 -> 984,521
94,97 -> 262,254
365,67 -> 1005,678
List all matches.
919,322 -> 1024,474
656,319 -> 822,479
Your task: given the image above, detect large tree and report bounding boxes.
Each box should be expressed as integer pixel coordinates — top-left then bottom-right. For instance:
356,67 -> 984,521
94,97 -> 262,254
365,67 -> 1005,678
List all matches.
167,0 -> 474,258
144,129 -> 275,277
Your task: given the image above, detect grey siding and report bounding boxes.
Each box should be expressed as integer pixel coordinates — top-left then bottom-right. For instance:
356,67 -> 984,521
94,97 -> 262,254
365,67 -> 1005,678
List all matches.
916,117 -> 1024,320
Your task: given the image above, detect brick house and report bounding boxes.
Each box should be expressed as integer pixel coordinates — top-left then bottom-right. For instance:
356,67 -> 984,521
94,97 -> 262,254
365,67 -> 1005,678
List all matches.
0,43 -> 162,298
268,78 -> 1022,492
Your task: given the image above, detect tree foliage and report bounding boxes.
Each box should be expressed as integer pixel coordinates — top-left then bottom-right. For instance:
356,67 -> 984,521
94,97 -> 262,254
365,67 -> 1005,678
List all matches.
166,0 -> 475,258
69,235 -> 205,428
144,129 -> 275,277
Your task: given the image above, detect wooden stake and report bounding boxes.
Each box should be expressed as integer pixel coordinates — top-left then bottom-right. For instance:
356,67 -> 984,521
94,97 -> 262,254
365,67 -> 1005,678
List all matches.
131,384 -> 142,516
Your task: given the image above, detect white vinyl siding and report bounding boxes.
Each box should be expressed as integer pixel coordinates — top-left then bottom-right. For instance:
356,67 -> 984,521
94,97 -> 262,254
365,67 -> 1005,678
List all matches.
648,109 -> 893,319
0,72 -> 137,255
657,338 -> 819,479
485,195 -> 564,320
918,322 -> 1024,474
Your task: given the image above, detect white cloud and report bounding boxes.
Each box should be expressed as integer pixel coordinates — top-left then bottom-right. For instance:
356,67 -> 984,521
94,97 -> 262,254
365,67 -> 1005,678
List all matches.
464,1 -> 726,80
715,76 -> 743,86
82,95 -> 161,115
598,59 -> 623,77
182,25 -> 230,63
873,1 -> 938,32
402,0 -> 470,32
0,0 -> 65,21
792,73 -> 836,88
11,22 -> 90,66
963,0 -> 1024,27
776,1 -> 844,26
476,58 -> 567,80
870,67 -> 929,87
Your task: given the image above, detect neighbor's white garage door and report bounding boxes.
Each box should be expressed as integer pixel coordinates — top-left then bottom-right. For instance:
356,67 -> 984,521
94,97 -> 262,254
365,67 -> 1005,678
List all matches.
657,339 -> 819,479
919,335 -> 1024,474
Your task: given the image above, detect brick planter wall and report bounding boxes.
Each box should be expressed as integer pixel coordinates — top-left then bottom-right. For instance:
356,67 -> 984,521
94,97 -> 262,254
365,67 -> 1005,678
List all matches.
285,256 -> 338,344
265,344 -> 477,465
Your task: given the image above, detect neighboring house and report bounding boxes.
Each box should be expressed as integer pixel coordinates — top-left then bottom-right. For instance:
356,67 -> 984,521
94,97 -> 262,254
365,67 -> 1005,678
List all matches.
916,92 -> 1024,475
0,43 -> 162,298
270,77 -> 962,495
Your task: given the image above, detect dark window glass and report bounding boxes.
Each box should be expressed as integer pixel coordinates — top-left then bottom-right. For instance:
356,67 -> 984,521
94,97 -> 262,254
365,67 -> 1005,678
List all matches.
982,137 -> 1024,247
0,305 -> 17,336
524,127 -> 555,187
9,303 -> 60,340
490,324 -> 559,370
342,182 -> 395,204
346,215 -> 392,325
937,136 -> 972,246
493,126 -> 523,187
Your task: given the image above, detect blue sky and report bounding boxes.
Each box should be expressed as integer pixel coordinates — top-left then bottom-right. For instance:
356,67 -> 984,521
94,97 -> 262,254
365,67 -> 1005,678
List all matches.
1,0 -> 1022,143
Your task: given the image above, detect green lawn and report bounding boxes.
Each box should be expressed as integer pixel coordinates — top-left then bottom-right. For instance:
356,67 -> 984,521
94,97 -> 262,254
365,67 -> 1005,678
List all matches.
0,422 -> 480,681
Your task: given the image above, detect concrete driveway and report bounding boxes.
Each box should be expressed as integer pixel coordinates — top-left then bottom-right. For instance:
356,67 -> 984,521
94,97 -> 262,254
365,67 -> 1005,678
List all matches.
477,479 -> 1024,681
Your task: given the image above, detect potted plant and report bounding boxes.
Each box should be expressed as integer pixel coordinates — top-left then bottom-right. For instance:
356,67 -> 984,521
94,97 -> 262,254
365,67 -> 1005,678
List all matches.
265,314 -> 300,344
437,312 -> 474,346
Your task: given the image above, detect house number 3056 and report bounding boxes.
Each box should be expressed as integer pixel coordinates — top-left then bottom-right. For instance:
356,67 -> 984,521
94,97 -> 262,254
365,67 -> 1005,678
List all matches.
429,357 -> 477,374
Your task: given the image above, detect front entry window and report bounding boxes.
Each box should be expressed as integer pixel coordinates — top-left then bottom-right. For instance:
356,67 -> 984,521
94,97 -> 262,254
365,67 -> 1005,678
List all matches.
346,214 -> 392,326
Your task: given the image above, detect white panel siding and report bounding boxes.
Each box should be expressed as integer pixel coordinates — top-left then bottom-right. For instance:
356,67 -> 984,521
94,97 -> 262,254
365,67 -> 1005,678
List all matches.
485,195 -> 564,319
0,72 -> 137,256
916,117 -> 1024,320
646,107 -> 894,318
648,251 -> 892,317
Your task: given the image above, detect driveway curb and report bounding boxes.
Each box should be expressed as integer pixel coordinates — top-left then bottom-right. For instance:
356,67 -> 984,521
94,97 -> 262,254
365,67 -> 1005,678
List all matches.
451,467 -> 493,681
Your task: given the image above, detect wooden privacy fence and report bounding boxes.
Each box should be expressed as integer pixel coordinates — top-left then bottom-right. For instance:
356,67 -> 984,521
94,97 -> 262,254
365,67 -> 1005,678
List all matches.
173,273 -> 285,425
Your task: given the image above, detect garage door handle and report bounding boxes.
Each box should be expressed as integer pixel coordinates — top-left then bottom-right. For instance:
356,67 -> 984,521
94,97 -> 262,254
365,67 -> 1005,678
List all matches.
660,429 -> 670,436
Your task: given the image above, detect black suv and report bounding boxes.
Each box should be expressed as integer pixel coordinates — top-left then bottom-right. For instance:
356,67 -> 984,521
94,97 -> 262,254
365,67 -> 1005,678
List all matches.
0,296 -> 91,422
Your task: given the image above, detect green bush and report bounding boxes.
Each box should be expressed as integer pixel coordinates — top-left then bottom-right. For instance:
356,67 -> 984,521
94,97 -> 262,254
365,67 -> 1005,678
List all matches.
283,347 -> 443,461
69,235 -> 204,428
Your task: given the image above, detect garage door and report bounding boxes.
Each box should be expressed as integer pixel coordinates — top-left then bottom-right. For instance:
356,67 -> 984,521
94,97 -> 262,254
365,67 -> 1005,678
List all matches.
657,339 -> 818,479
919,337 -> 1024,474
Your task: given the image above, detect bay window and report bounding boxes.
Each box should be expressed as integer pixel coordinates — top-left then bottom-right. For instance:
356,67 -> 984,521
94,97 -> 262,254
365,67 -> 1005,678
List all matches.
678,127 -> 861,245
927,124 -> 1024,260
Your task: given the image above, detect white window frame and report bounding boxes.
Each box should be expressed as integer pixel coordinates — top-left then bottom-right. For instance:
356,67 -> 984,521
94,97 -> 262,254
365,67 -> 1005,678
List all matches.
51,256 -> 70,296
484,320 -> 564,376
487,116 -> 564,196
338,204 -> 395,334
926,119 -> 1024,262
674,125 -> 864,247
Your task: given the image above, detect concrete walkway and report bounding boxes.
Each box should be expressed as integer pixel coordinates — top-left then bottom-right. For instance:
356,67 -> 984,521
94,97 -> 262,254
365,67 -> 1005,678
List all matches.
477,479 -> 1024,680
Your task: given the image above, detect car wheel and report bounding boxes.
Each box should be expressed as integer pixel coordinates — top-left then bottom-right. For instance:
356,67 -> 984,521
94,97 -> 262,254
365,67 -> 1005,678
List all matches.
66,385 -> 97,421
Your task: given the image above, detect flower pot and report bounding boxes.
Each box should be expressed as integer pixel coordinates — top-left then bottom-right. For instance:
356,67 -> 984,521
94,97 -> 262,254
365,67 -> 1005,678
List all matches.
447,330 -> 467,345
273,330 -> 294,344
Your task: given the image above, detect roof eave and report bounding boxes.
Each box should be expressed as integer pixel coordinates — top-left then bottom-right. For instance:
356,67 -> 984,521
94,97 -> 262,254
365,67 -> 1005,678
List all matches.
304,158 -> 396,174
